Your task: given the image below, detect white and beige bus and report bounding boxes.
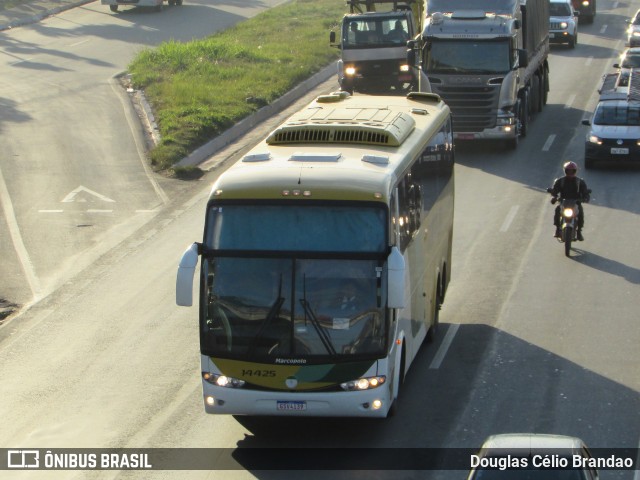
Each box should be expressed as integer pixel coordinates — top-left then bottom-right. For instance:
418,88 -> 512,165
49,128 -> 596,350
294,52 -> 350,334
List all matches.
176,91 -> 455,417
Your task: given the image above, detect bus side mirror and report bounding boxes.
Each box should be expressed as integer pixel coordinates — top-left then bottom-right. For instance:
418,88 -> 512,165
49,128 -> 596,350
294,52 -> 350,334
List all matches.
176,243 -> 200,307
387,246 -> 406,309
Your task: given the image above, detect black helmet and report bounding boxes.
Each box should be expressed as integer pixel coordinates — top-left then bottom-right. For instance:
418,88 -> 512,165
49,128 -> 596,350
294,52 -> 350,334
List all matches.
563,161 -> 578,177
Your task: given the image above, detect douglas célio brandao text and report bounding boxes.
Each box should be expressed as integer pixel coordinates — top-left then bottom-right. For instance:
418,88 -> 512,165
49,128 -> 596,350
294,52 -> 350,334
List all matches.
470,454 -> 635,470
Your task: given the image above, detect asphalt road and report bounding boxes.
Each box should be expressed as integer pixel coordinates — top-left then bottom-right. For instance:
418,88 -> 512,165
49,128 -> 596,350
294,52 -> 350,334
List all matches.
0,1 -> 638,479
0,0 -> 299,314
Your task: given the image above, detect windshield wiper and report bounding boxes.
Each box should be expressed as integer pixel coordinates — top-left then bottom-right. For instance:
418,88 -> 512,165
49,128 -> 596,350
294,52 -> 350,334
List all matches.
246,275 -> 285,357
299,275 -> 337,356
299,299 -> 338,356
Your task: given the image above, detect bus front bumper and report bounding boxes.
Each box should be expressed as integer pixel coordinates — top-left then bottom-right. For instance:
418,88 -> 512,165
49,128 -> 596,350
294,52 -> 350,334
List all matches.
202,382 -> 392,418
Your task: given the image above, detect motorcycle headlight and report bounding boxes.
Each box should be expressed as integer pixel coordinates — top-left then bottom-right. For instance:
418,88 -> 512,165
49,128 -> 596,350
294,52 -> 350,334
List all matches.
345,66 -> 357,76
563,208 -> 575,218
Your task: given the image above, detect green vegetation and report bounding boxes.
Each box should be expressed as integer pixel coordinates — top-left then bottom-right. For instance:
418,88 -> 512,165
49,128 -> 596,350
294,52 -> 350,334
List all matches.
127,0 -> 344,171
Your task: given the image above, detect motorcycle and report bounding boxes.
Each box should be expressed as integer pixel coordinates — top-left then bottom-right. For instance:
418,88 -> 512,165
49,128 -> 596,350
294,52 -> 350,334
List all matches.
547,188 -> 591,257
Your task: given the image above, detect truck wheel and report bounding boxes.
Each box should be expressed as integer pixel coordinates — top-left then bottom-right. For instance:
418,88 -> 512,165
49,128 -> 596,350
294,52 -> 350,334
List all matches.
109,5 -> 118,11
538,74 -> 545,111
531,76 -> 540,114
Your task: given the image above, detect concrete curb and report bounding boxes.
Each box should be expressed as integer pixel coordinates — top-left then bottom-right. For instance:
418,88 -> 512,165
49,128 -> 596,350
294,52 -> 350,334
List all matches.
176,62 -> 338,168
0,1 -> 94,32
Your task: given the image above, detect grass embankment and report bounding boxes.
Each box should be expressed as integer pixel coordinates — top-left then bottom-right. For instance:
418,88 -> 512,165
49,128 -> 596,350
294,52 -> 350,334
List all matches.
127,0 -> 344,172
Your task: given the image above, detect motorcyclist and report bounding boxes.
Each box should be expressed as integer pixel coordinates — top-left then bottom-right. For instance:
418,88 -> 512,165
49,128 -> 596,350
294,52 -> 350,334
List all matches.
547,161 -> 590,241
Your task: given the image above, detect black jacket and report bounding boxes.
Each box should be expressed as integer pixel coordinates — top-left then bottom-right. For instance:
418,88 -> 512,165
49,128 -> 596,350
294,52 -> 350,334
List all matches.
549,176 -> 590,202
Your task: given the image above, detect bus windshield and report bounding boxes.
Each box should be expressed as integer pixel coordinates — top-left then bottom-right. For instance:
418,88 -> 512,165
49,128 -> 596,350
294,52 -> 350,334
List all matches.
202,257 -> 386,361
205,203 -> 387,253
201,203 -> 388,361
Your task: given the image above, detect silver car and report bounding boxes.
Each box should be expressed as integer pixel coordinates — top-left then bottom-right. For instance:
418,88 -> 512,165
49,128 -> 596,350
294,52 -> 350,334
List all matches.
549,0 -> 579,48
467,433 -> 600,479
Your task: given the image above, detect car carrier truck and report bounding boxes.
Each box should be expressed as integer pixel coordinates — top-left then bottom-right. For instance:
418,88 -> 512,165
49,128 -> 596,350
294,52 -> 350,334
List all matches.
330,0 -> 429,94
410,0 -> 549,148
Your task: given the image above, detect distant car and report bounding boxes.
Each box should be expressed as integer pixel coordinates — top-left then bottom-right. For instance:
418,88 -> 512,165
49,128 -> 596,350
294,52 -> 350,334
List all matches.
613,47 -> 640,86
571,0 -> 595,24
550,0 -> 579,48
467,433 -> 600,480
583,97 -> 640,169
627,9 -> 640,47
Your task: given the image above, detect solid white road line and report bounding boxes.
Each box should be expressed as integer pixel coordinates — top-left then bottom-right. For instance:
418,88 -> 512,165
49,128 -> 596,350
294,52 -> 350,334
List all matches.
429,323 -> 459,369
0,167 -> 41,299
543,134 -> 556,152
500,205 -> 519,232
564,94 -> 576,109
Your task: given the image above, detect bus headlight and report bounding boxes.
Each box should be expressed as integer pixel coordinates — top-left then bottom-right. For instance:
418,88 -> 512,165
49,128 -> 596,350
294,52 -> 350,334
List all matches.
202,372 -> 245,388
340,376 -> 386,391
345,66 -> 357,76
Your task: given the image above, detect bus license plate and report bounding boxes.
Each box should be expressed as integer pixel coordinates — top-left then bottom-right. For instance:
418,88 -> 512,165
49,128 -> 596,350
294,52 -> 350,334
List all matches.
277,401 -> 307,411
611,148 -> 629,154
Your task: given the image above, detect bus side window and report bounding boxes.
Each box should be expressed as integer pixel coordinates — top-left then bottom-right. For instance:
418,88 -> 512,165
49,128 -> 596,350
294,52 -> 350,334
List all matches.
389,191 -> 398,247
396,174 -> 422,251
